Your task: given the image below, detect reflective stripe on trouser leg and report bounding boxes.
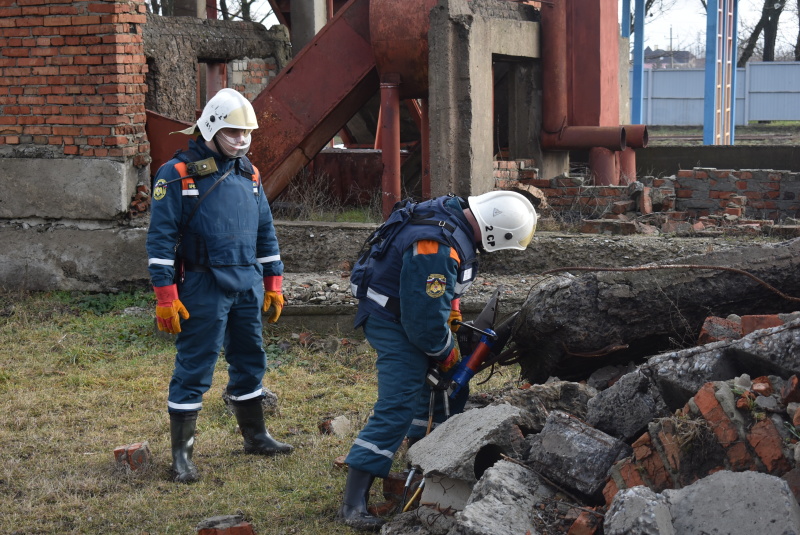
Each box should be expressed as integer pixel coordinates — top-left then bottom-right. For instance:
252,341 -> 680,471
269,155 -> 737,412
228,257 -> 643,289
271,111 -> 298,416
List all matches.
223,280 -> 268,401
168,271 -> 230,412
344,315 -> 428,477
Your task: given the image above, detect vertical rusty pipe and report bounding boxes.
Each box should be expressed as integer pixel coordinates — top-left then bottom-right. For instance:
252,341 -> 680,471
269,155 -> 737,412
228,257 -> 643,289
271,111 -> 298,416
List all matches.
540,0 -> 568,135
380,74 -> 402,219
327,0 -> 334,20
420,98 -> 431,199
619,147 -> 636,185
589,147 -> 618,186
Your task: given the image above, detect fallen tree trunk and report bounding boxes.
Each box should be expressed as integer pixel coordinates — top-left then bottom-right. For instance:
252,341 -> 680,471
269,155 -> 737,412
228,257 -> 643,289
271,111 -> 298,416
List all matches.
512,237 -> 800,384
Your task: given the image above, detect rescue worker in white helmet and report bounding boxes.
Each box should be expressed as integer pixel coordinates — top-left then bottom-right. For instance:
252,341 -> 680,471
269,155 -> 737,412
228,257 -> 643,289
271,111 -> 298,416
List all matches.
337,190 -> 537,530
146,88 -> 292,484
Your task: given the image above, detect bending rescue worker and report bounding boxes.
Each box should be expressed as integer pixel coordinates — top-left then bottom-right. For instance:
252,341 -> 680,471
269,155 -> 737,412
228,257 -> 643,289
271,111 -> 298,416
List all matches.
146,88 -> 292,484
337,190 -> 537,530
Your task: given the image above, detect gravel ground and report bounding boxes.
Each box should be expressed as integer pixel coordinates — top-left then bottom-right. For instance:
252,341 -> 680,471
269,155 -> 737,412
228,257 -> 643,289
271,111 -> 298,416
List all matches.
282,271 -> 534,314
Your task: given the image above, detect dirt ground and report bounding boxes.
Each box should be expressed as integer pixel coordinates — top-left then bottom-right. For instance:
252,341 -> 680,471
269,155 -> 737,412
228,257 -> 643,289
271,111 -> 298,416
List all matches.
277,223 -> 777,313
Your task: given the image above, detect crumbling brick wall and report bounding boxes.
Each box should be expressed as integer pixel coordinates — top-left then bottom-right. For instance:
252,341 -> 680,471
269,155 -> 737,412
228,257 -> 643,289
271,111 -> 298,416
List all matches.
142,14 -> 290,122
0,0 -> 150,167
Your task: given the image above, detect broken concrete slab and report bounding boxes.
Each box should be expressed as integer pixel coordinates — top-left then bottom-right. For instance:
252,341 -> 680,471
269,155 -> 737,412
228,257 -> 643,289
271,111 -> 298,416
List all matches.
525,411 -> 631,502
455,460 -> 544,535
603,485 -> 674,535
407,403 -> 532,511
587,317 -> 800,442
606,470 -> 800,535
497,380 -> 598,432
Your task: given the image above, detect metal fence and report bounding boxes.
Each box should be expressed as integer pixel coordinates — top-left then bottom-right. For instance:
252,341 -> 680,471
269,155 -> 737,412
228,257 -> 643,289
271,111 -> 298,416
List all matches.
630,62 -> 800,126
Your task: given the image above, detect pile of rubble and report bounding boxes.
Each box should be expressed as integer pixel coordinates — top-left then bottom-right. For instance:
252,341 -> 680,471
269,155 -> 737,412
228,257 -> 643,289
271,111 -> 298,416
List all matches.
367,314 -> 800,534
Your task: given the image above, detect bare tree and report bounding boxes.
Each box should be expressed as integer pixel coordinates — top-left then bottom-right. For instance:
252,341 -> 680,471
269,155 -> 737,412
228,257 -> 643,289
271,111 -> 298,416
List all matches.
739,0 -> 786,65
625,0 -> 679,35
795,0 -> 800,60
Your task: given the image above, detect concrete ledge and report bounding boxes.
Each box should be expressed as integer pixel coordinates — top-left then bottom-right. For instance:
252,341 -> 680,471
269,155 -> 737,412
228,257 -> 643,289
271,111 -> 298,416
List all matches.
0,158 -> 139,219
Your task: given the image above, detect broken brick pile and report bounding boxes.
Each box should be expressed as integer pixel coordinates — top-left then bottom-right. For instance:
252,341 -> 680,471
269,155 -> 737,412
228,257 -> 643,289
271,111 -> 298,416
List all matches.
494,160 -> 800,237
602,374 -> 800,508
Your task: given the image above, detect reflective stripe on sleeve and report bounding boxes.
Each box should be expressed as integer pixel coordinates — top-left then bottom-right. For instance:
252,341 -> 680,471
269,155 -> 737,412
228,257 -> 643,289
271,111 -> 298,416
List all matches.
258,254 -> 281,263
426,330 -> 453,358
149,258 -> 175,266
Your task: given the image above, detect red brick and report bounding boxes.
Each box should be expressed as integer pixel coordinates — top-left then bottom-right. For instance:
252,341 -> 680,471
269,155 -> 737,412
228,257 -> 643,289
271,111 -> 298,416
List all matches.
747,419 -> 791,475
751,376 -> 774,397
113,441 -> 151,471
697,316 -> 742,345
602,478 -> 619,506
781,376 -> 800,405
740,315 -> 784,335
693,384 -> 735,441
567,510 -> 601,535
617,459 -> 647,488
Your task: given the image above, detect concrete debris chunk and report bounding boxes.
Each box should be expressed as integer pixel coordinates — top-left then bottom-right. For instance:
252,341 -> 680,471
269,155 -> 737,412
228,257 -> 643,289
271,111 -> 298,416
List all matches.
455,460 -> 542,535
525,411 -> 631,501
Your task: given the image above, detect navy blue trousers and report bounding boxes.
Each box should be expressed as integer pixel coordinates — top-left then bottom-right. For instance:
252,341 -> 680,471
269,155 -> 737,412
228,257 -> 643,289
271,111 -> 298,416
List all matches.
167,270 -> 266,412
344,315 -> 468,477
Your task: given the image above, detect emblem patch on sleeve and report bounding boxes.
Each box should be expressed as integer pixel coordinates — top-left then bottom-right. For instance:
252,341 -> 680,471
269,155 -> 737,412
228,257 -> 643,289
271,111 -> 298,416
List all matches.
426,274 -> 447,298
152,178 -> 168,201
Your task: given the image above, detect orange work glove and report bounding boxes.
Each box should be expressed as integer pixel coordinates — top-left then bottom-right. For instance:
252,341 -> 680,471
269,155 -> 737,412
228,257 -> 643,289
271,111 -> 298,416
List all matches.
263,275 -> 285,324
154,284 -> 189,334
439,346 -> 460,373
448,298 -> 462,332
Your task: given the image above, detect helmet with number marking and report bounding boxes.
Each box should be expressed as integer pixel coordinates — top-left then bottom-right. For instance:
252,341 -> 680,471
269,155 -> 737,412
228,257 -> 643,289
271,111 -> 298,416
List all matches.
174,88 -> 258,141
467,190 -> 537,252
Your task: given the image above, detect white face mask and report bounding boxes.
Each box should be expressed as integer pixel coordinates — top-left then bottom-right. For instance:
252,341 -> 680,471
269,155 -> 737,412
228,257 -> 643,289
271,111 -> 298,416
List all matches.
215,129 -> 251,159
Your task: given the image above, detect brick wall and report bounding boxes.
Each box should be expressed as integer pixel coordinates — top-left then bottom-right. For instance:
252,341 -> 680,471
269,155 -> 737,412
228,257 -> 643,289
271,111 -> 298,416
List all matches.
675,168 -> 800,221
0,0 -> 150,167
495,160 -> 800,234
230,58 -> 279,102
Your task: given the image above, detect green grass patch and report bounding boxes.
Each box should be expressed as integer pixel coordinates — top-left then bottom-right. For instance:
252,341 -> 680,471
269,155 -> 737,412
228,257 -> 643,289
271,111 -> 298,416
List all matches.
0,290 -> 524,534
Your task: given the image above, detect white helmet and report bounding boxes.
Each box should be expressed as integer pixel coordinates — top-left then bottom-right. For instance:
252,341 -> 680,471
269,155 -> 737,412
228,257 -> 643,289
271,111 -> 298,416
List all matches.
468,190 -> 537,252
174,88 -> 258,141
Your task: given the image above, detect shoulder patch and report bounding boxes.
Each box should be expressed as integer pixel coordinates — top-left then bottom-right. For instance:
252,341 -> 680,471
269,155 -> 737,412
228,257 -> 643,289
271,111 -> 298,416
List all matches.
152,178 -> 168,201
426,274 -> 447,298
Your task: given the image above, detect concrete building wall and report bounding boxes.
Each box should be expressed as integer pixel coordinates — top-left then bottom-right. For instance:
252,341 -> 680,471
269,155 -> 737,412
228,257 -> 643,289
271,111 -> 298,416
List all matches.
428,0 -> 540,198
0,0 -> 151,221
0,0 -> 292,292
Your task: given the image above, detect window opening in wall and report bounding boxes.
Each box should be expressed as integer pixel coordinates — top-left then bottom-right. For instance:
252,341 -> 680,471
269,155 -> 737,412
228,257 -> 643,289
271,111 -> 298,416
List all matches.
197,61 -> 227,118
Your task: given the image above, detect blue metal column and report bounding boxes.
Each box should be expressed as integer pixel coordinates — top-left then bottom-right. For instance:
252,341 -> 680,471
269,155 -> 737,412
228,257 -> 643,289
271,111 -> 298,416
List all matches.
703,0 -> 720,144
630,0 -> 645,124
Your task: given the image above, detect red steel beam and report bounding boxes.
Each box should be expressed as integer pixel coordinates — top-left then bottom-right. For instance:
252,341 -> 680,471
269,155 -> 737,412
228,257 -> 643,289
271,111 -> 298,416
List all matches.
249,0 -> 379,200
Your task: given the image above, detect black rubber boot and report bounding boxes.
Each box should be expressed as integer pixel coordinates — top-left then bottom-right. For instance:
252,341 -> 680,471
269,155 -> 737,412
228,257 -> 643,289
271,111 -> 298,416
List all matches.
170,411 -> 200,483
231,400 -> 293,455
335,467 -> 385,532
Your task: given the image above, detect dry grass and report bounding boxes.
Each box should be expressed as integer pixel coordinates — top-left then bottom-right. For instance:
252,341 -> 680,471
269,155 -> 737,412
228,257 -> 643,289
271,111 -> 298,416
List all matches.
0,290 -> 523,534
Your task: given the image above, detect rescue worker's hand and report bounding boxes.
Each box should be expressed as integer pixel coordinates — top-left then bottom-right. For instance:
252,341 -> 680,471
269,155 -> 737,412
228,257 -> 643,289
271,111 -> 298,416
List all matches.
154,284 -> 189,334
263,275 -> 285,323
439,346 -> 460,373
448,298 -> 462,332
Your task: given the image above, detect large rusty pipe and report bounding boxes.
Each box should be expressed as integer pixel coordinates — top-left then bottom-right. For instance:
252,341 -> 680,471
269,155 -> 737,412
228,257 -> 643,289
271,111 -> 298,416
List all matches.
542,126 -> 627,152
540,0 -> 626,151
590,147 -> 618,186
380,74 -> 402,219
623,124 -> 648,148
540,0 -> 567,135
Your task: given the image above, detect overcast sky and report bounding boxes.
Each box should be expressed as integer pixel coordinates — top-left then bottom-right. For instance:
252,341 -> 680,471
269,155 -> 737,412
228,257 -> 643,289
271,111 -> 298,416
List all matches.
638,0 -> 799,52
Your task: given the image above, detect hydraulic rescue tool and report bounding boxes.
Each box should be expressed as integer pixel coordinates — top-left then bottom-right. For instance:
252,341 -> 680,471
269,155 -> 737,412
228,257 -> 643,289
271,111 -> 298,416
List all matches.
402,288 -> 518,512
